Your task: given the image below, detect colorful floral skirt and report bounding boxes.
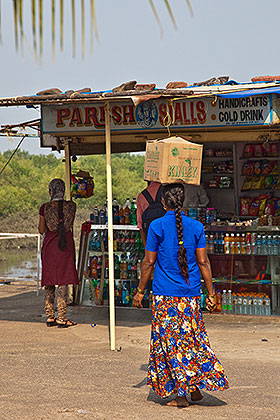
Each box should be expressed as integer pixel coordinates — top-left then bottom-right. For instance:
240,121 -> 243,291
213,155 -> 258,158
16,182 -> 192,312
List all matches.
147,295 -> 229,398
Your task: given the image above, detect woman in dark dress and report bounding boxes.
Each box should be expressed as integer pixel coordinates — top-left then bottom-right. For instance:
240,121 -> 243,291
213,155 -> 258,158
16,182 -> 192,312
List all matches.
38,178 -> 79,328
133,183 -> 228,407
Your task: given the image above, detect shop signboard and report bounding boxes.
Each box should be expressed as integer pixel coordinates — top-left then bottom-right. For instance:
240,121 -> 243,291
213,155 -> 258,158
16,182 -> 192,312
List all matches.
41,94 -> 274,136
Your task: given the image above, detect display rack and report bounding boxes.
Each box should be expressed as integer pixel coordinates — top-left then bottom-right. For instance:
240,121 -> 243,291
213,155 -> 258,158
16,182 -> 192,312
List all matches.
78,224 -> 151,308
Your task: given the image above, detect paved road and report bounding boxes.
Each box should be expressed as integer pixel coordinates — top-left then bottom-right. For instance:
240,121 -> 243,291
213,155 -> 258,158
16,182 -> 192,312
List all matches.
0,282 -> 279,420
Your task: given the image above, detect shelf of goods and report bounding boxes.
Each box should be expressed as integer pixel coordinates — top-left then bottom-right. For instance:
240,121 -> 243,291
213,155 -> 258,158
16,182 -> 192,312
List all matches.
78,224 -> 152,309
203,226 -> 280,315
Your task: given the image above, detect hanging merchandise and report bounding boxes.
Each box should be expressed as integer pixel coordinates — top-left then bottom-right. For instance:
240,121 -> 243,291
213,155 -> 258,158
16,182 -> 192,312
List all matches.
71,170 -> 94,199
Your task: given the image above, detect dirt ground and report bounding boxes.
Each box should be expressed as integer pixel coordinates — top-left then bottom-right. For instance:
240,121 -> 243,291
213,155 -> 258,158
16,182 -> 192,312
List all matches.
0,282 -> 280,420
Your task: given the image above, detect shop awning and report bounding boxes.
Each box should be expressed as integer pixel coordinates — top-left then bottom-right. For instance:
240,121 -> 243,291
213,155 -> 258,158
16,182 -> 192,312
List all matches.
218,86 -> 280,98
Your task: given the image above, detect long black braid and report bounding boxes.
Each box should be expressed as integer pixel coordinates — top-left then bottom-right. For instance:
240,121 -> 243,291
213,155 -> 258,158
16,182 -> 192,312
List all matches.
57,200 -> 67,250
162,183 -> 189,283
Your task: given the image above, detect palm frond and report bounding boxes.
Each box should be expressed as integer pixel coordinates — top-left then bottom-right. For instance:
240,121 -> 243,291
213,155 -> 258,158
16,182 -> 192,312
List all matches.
19,0 -> 23,55
31,0 -> 37,60
185,0 -> 194,17
91,0 -> 99,44
39,0 -> 43,62
13,0 -> 19,51
60,0 -> 64,52
163,0 -> 177,30
81,0 -> 85,59
149,0 -> 163,37
0,0 -> 2,43
72,0 -> 76,57
52,0 -> 55,60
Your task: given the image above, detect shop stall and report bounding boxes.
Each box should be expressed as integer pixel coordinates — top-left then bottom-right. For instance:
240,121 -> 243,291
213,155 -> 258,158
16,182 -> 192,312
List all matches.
1,81 -> 280,349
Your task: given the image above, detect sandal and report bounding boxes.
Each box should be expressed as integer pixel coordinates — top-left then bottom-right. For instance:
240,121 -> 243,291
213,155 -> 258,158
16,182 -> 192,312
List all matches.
46,318 -> 57,327
57,319 -> 77,328
191,387 -> 203,402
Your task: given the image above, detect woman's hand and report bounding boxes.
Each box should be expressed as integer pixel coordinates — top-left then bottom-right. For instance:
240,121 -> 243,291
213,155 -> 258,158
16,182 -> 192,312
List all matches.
206,295 -> 216,312
133,291 -> 144,309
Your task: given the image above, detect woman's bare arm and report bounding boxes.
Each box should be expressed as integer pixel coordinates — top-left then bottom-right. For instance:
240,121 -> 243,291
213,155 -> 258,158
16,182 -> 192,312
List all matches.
38,215 -> 46,235
133,250 -> 157,308
196,247 -> 215,311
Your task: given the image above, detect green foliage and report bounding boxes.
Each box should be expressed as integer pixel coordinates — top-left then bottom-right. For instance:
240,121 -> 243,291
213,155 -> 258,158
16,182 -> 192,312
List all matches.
0,150 -> 146,216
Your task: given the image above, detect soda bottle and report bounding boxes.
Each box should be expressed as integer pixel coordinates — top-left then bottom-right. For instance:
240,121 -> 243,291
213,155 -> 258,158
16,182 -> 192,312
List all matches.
127,256 -> 132,279
112,198 -> 120,225
224,233 -> 230,254
214,232 -> 219,254
208,234 -> 214,254
219,233 -> 224,254
222,290 -> 227,313
119,207 -> 125,225
123,256 -> 128,280
122,282 -> 129,306
124,198 -> 131,225
130,198 -> 137,225
114,255 -> 120,279
205,233 -> 209,252
216,290 -> 222,312
230,233 -> 235,254
97,256 -> 102,278
113,232 -> 118,252
235,234 -> 241,254
131,256 -> 137,280
245,233 -> 251,255
251,233 -> 257,255
93,206 -> 99,224
91,256 -> 98,279
104,201 -> 108,225
137,259 -> 142,280
99,207 -> 106,225
227,290 -> 233,313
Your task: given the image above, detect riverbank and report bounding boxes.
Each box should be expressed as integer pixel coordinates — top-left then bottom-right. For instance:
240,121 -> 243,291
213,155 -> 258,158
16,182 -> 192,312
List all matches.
0,208 -> 89,251
0,281 -> 279,420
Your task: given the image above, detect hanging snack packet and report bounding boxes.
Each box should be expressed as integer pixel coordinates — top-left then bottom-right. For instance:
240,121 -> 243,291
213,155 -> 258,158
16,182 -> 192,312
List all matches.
249,198 -> 261,216
251,176 -> 264,190
253,144 -> 264,157
270,143 -> 279,157
242,177 -> 254,191
242,161 -> 254,176
242,144 -> 253,158
264,199 -> 275,216
274,199 -> 280,215
262,160 -> 274,175
240,197 -> 252,216
254,161 -> 262,175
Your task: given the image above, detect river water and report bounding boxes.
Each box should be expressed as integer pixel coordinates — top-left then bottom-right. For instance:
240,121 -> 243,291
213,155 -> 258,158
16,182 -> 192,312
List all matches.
0,250 -> 38,282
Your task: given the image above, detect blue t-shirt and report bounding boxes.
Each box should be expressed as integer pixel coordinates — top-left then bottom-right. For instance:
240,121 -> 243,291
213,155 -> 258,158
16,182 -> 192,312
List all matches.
146,211 -> 206,297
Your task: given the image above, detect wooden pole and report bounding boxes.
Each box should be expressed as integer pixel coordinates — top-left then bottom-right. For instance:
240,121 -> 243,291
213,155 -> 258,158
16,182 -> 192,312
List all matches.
64,140 -> 74,303
105,102 -> 116,351
64,141 -> 71,201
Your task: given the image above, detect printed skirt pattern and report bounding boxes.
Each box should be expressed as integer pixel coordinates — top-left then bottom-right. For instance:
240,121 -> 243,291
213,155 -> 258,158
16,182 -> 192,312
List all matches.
148,295 -> 229,398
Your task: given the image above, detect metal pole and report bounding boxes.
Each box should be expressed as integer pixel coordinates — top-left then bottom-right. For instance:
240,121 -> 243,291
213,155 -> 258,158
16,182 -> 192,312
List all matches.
37,234 -> 41,296
105,102 -> 116,351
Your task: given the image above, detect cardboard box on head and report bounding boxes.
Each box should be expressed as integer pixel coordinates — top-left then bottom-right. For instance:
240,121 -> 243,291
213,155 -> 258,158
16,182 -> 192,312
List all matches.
144,136 -> 203,185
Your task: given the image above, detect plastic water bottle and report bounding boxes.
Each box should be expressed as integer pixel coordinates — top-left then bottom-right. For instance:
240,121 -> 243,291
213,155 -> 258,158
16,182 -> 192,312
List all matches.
256,235 -> 262,255
253,297 -> 258,315
227,290 -> 233,313
264,296 -> 271,316
222,290 -> 227,313
258,297 -> 264,316
272,235 -> 278,256
242,296 -> 248,315
267,235 -> 272,256
261,235 -> 267,256
235,294 -> 242,315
